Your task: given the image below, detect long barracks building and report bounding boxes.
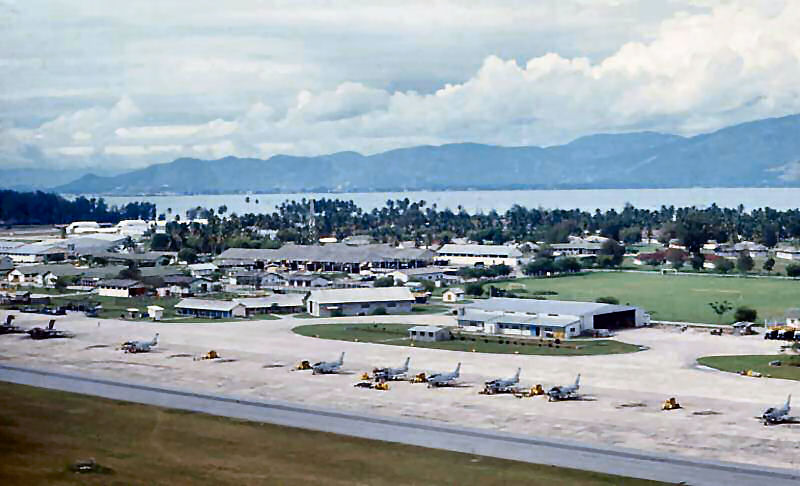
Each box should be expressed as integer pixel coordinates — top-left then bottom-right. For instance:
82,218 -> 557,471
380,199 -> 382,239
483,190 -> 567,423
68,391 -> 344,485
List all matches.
216,243 -> 434,272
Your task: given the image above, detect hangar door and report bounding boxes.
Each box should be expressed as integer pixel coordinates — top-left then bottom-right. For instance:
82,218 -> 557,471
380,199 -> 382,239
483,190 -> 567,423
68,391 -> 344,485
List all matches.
593,310 -> 636,330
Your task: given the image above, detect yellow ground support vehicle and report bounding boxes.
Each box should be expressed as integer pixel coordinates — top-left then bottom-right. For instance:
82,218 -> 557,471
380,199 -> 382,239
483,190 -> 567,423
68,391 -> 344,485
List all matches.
410,372 -> 427,383
662,397 -> 681,410
296,360 -> 312,370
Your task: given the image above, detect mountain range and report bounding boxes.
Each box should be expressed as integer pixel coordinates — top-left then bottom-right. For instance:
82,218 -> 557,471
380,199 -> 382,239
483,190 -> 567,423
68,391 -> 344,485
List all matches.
27,114 -> 800,195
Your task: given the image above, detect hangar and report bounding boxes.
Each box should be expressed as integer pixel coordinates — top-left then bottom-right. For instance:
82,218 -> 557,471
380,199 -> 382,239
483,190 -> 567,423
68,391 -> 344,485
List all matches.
456,298 -> 648,339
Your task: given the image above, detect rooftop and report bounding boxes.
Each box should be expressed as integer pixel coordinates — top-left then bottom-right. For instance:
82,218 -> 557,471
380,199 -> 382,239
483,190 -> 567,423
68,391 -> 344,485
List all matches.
175,298 -> 243,312
309,287 -> 414,304
437,244 -> 522,258
466,297 -> 635,317
218,243 -> 435,264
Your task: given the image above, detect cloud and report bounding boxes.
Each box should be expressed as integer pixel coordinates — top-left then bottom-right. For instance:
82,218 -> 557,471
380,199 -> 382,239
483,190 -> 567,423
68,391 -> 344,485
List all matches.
2,1 -> 799,171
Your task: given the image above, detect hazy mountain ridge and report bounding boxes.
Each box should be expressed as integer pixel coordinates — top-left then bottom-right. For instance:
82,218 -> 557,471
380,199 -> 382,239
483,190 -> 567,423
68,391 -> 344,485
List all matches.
50,114 -> 800,195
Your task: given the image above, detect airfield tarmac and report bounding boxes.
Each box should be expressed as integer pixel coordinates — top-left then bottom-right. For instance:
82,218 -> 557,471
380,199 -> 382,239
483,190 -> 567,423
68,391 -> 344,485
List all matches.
1,311 -> 798,470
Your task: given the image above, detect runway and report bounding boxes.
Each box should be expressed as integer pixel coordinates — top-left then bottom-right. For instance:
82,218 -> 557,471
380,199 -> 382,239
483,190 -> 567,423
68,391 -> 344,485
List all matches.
1,363 -> 797,485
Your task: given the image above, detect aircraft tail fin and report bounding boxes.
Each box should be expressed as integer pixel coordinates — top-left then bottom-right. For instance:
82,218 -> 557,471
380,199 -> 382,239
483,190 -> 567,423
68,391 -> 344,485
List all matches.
514,367 -> 521,381
152,333 -> 159,345
48,319 -> 55,330
338,352 -> 345,365
786,394 -> 792,410
403,357 -> 410,371
575,374 -> 581,387
454,362 -> 461,376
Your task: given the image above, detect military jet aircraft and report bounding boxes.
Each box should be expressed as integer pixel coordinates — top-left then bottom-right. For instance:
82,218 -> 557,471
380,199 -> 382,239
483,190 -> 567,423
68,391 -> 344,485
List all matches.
121,333 -> 159,353
374,357 -> 411,381
27,319 -> 72,340
762,395 -> 792,425
483,368 -> 521,394
427,362 -> 461,388
312,352 -> 345,374
546,374 -> 581,401
1,315 -> 25,335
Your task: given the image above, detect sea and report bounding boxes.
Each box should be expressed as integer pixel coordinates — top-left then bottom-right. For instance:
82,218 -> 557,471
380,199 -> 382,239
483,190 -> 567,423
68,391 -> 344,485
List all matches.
99,187 -> 800,218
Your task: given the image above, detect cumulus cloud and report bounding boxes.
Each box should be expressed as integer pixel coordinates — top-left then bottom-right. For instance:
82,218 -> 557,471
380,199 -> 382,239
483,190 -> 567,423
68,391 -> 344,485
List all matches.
2,1 -> 799,170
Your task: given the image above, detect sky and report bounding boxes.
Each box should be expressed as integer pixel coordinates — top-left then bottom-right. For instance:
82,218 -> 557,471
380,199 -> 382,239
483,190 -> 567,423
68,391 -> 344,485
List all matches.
1,0 -> 800,171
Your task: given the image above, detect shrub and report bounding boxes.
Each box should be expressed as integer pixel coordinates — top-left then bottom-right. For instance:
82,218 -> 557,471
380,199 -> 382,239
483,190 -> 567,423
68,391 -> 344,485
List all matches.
595,296 -> 619,305
734,306 -> 757,323
371,306 -> 387,316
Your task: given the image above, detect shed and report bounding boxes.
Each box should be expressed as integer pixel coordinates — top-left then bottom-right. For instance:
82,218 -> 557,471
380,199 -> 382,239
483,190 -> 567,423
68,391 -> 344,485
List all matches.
442,288 -> 465,303
408,325 -> 451,342
147,305 -> 165,321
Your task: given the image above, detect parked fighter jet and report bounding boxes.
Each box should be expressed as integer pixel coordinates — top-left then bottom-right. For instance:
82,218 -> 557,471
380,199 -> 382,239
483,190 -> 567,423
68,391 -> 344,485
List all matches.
0,315 -> 25,335
312,352 -> 345,374
547,374 -> 581,401
121,333 -> 159,353
27,319 -> 72,340
762,395 -> 792,425
427,362 -> 461,388
374,357 -> 410,381
483,368 -> 521,394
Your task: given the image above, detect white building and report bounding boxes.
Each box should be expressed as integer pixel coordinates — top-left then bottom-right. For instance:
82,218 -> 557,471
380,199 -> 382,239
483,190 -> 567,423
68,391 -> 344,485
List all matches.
174,298 -> 247,319
306,287 -> 415,317
456,298 -> 648,339
776,247 -> 800,261
147,305 -> 164,321
550,242 -> 602,257
408,325 -> 451,342
97,279 -> 148,298
188,263 -> 218,277
442,288 -> 465,303
436,244 -> 522,267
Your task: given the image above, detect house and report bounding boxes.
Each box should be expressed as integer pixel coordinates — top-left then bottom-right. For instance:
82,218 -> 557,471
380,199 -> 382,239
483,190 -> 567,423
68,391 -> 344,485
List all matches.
0,256 -> 13,277
233,294 -> 306,315
408,325 -> 451,342
306,287 -> 415,317
287,273 -> 330,288
188,262 -> 218,278
77,265 -> 127,287
97,279 -> 149,298
456,298 -> 648,339
0,243 -> 67,264
703,254 -> 727,269
390,266 -> 460,286
156,275 -> 195,297
174,298 -> 247,319
442,288 -> 465,303
436,244 -> 522,267
550,242 -> 602,257
7,267 -> 40,285
147,305 -> 164,321
775,247 -> 800,261
228,270 -> 286,289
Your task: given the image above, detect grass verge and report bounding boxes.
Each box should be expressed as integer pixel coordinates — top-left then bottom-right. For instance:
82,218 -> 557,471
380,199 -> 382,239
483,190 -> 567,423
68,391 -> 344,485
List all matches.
294,323 -> 643,356
0,382 -> 666,486
697,354 -> 800,381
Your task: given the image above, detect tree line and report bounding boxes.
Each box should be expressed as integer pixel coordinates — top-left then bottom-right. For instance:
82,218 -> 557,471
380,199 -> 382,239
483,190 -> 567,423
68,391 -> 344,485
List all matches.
0,190 -> 156,225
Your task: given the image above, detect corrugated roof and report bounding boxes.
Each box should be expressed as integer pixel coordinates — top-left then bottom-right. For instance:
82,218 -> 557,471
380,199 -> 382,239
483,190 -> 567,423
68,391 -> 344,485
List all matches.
218,243 -> 435,264
99,279 -> 144,288
175,298 -> 243,312
437,244 -> 522,258
234,294 -> 305,308
309,287 -> 414,304
408,325 -> 445,333
467,297 -> 635,317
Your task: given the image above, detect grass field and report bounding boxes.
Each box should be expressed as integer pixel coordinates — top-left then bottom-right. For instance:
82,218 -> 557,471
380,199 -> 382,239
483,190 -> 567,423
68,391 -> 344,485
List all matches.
697,355 -> 800,381
0,382 -> 666,486
293,323 -> 643,356
486,272 -> 800,323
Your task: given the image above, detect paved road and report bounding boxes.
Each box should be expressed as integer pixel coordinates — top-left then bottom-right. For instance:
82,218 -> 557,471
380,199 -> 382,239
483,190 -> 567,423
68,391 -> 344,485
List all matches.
1,364 -> 797,486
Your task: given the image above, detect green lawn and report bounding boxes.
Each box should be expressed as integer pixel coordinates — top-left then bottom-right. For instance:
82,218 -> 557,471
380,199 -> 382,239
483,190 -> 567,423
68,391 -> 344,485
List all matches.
410,303 -> 451,314
486,272 -> 799,323
0,382 -> 664,486
293,323 -> 643,356
697,355 -> 800,381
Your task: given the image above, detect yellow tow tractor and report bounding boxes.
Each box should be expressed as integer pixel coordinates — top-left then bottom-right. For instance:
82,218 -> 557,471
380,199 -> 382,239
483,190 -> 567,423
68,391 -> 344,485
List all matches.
662,397 -> 682,410
410,372 -> 428,383
513,384 -> 545,398
194,350 -> 220,361
296,360 -> 312,370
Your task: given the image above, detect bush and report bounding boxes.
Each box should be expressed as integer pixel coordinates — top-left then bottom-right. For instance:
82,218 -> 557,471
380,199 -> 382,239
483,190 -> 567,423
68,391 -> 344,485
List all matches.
787,263 -> 800,278
374,276 -> 395,287
330,309 -> 344,318
734,306 -> 757,323
465,282 -> 484,297
178,248 -> 198,264
595,296 -> 619,305
371,307 -> 387,316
